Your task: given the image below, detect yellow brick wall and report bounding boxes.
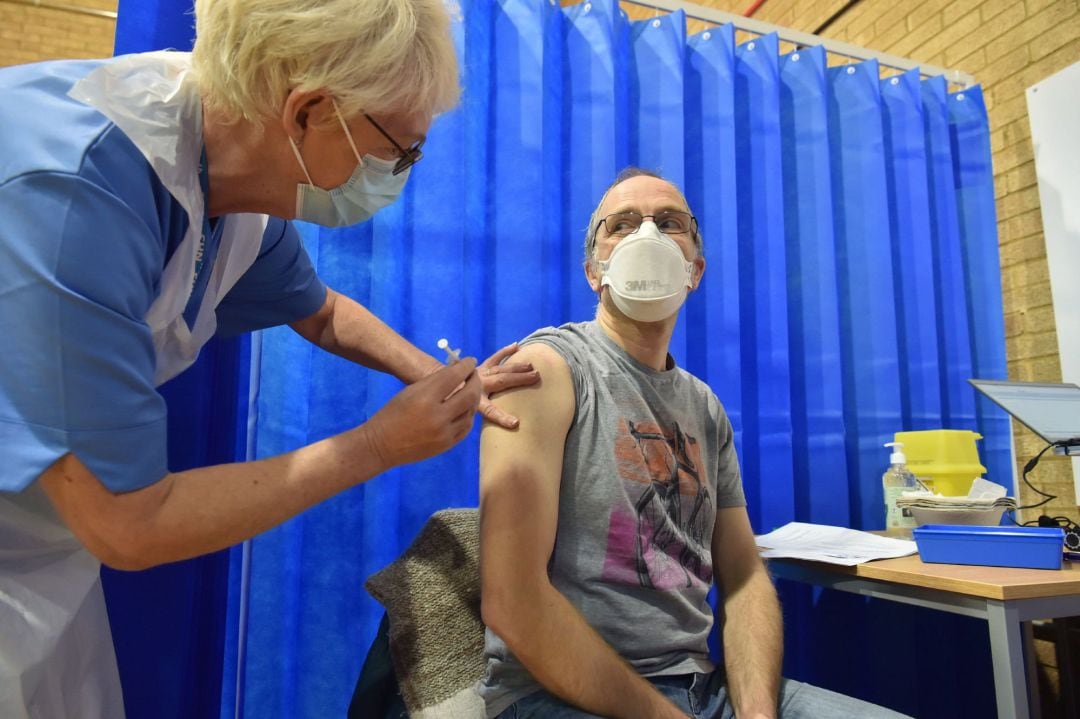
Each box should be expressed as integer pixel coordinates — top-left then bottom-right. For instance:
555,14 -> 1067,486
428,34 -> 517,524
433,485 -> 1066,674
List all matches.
0,0 -> 116,68
641,0 -> 1077,519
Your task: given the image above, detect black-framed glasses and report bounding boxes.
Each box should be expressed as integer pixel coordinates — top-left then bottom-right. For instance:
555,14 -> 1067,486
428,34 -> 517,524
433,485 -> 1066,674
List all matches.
595,210 -> 697,239
364,114 -> 424,175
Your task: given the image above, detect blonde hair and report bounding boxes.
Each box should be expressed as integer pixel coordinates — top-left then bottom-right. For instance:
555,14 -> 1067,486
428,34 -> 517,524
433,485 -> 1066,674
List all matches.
191,0 -> 460,126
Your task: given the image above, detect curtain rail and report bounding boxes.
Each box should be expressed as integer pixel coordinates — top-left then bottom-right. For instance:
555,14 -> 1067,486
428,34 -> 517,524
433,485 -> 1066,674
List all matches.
623,0 -> 974,87
2,0 -> 116,20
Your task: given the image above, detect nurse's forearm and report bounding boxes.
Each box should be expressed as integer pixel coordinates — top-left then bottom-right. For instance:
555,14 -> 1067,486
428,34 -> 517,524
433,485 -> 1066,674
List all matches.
291,287 -> 441,384
40,357 -> 482,571
40,426 -> 386,570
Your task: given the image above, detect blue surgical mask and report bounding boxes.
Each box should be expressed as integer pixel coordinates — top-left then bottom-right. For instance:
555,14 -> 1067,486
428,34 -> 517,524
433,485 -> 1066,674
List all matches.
288,100 -> 410,227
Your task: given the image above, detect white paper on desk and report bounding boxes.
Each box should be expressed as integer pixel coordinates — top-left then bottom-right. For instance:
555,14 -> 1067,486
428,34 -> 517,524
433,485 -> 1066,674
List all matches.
755,522 -> 918,566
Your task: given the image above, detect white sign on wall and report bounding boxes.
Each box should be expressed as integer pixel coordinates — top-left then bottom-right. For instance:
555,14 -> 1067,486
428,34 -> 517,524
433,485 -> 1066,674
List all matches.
1027,60 -> 1080,505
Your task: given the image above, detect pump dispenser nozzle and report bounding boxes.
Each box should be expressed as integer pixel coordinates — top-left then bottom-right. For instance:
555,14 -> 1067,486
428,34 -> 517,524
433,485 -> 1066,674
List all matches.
884,442 -> 906,465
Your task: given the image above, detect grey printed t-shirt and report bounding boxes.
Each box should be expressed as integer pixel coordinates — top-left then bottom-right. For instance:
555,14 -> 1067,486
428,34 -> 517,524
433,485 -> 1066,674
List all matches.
478,321 -> 747,717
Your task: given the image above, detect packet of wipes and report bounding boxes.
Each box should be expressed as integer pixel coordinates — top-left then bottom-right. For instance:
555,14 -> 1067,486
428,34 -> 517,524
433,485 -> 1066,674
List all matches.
968,477 -> 1007,500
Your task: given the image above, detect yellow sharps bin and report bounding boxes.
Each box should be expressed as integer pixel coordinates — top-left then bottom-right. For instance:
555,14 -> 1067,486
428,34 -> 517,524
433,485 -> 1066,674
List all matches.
893,429 -> 987,496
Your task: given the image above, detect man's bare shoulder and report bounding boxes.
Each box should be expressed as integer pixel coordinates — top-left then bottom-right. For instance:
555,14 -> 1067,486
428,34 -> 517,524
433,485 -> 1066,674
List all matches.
515,341 -> 570,370
484,341 -> 574,443
492,342 -> 572,400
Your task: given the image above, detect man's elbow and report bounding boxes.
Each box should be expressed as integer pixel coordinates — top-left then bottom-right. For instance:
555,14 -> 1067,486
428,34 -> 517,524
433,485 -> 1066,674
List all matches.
480,580 -> 516,641
723,562 -> 780,613
717,550 -> 772,593
480,572 -> 544,649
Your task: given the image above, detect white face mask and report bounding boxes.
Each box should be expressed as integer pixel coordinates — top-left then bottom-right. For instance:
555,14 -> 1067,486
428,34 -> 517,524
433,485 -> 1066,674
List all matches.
598,221 -> 695,323
288,101 -> 409,227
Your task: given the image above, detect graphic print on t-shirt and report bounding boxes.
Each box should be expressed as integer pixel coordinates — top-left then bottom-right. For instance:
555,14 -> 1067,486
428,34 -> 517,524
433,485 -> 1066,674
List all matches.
601,418 -> 713,590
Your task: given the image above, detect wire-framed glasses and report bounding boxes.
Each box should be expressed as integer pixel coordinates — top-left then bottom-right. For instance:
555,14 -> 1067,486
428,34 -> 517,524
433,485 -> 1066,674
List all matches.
364,114 -> 425,175
595,210 -> 697,239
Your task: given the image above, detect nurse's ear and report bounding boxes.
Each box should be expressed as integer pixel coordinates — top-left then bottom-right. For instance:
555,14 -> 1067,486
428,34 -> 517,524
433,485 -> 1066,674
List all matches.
281,89 -> 334,144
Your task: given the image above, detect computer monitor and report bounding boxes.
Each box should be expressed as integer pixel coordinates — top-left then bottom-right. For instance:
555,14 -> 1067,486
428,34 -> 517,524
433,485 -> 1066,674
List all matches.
969,379 -> 1080,450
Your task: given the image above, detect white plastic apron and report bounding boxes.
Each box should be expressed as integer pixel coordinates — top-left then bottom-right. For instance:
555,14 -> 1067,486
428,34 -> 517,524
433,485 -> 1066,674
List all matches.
70,51 -> 269,385
0,52 -> 268,718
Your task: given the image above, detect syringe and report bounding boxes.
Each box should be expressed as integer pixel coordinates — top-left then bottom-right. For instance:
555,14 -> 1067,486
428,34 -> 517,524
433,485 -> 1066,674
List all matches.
437,338 -> 461,365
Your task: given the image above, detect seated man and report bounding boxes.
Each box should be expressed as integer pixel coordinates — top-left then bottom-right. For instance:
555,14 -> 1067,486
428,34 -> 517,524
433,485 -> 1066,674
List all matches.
477,168 -> 907,718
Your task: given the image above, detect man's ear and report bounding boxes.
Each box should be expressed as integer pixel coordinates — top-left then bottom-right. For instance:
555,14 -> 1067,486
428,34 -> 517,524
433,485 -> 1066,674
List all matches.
281,89 -> 333,143
584,257 -> 603,293
690,255 -> 706,291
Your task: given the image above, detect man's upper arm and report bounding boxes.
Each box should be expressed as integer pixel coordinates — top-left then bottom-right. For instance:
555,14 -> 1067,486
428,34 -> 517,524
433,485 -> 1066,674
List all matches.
479,342 -> 575,595
711,506 -> 766,596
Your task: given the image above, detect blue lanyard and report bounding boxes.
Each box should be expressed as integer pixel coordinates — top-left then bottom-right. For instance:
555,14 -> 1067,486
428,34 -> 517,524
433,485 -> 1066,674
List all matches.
182,145 -> 221,329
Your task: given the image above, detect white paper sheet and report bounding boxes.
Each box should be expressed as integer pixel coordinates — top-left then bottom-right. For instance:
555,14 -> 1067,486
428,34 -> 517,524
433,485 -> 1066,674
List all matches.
755,522 -> 918,566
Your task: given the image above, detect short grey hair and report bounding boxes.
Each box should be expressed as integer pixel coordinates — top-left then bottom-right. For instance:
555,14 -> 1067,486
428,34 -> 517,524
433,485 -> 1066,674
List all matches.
192,0 -> 461,126
583,167 -> 703,261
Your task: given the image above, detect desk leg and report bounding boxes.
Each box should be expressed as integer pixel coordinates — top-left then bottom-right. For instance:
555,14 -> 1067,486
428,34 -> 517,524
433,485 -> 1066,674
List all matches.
1023,622 -> 1042,719
987,600 -> 1031,719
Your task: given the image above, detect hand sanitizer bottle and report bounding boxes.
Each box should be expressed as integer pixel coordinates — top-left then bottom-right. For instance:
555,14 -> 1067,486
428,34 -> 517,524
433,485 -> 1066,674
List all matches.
883,442 -> 917,529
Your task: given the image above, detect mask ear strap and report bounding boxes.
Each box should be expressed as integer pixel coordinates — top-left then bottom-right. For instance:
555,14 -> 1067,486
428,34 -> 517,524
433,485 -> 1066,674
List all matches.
332,99 -> 364,166
288,137 -> 315,185
595,258 -> 614,290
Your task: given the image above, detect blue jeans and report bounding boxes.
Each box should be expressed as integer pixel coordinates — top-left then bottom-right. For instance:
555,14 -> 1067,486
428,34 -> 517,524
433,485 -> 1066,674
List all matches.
498,672 -> 911,718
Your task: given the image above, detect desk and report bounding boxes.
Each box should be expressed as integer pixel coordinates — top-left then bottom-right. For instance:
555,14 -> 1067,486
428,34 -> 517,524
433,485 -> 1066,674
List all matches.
768,555 -> 1080,719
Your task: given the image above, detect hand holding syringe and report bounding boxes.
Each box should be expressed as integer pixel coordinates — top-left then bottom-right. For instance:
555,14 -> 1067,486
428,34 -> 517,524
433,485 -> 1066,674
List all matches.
360,342 -> 480,468
437,337 -> 540,429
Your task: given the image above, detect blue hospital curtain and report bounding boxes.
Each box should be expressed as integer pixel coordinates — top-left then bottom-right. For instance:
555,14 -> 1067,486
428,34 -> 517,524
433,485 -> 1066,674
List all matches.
734,33 -> 796,534
230,2 -> 1008,716
106,2 -> 1008,718
685,24 -> 740,449
779,45 -> 849,529
882,70 -> 944,430
950,86 -> 1011,488
828,59 -> 905,529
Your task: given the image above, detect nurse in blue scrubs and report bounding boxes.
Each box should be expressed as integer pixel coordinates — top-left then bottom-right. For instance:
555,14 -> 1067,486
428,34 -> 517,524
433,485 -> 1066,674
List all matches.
0,1 -> 538,716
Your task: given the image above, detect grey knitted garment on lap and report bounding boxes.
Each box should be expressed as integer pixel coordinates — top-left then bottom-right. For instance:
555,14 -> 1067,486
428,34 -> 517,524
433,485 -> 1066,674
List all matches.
365,508 -> 484,714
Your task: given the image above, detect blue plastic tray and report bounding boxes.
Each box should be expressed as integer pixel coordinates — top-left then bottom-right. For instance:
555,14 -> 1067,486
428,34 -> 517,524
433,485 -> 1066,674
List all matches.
913,525 -> 1064,570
